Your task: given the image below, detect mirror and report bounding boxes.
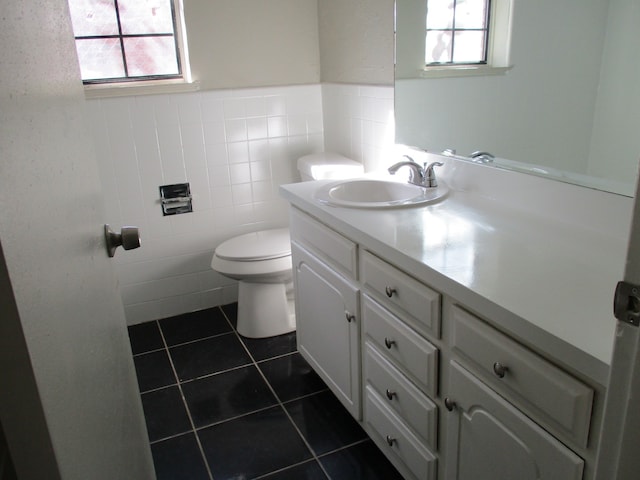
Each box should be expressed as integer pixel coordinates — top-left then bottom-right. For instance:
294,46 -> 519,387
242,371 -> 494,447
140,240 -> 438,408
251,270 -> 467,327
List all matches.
395,0 -> 640,196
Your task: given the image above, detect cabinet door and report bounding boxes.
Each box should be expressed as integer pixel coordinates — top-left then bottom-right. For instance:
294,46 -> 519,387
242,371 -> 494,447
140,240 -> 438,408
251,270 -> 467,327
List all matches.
444,362 -> 584,480
292,242 -> 361,419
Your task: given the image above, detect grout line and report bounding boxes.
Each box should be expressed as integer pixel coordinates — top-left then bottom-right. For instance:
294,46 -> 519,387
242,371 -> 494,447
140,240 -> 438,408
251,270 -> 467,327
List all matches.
138,381 -> 179,395
221,308 -> 333,480
156,319 -> 215,480
315,437 -> 370,459
254,350 -> 300,364
193,403 -> 281,433
279,387 -> 331,405
132,346 -> 165,357
163,329 -> 235,350
251,458 -> 327,480
177,361 -> 253,385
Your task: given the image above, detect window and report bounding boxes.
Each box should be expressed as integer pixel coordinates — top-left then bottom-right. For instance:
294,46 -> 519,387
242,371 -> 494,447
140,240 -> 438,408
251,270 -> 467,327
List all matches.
425,0 -> 491,65
67,0 -> 186,85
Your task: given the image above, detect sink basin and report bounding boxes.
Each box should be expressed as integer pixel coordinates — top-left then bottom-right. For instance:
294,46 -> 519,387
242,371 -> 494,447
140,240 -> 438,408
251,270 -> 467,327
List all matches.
314,179 -> 448,209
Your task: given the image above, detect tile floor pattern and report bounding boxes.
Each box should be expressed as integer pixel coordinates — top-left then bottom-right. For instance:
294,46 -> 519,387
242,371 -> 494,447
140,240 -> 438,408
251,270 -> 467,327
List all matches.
128,304 -> 405,480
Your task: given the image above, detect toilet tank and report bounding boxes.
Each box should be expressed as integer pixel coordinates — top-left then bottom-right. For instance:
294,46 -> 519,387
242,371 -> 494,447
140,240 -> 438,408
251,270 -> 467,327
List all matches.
297,153 -> 364,181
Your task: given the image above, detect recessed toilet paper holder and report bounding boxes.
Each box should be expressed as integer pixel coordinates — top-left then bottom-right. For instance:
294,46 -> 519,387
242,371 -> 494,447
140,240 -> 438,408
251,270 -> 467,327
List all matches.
104,224 -> 141,257
159,183 -> 192,216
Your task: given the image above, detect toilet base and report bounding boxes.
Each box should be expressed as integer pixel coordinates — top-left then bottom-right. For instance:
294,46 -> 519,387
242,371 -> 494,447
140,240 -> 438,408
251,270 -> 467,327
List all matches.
237,280 -> 296,338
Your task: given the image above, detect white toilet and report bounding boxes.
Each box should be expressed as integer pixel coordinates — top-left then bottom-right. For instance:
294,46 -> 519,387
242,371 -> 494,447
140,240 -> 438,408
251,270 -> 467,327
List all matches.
211,152 -> 363,338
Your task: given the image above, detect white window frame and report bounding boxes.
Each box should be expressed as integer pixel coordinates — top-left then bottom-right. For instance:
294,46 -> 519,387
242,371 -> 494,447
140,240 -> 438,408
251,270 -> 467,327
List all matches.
421,0 -> 514,78
80,0 -> 198,98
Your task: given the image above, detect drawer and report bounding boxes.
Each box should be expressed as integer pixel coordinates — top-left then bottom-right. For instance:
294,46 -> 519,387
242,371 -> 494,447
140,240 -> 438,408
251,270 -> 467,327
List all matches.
290,207 -> 357,278
450,305 -> 594,448
365,342 -> 438,451
365,386 -> 437,480
361,250 -> 440,339
363,295 -> 438,397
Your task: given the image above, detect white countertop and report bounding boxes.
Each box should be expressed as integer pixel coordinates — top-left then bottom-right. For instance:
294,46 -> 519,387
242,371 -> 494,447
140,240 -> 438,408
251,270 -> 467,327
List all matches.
281,161 -> 632,387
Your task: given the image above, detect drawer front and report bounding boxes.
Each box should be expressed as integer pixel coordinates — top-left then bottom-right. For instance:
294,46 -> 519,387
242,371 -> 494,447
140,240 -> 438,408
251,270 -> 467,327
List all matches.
363,295 -> 438,397
290,207 -> 357,277
365,342 -> 438,450
361,250 -> 440,339
365,386 -> 437,480
450,306 -> 594,448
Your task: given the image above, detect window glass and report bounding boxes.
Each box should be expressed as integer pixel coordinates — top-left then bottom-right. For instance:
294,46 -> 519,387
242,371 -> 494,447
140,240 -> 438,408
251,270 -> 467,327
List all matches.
68,0 -> 119,36
118,0 -> 174,35
426,0 -> 490,65
68,0 -> 182,84
75,38 -> 125,80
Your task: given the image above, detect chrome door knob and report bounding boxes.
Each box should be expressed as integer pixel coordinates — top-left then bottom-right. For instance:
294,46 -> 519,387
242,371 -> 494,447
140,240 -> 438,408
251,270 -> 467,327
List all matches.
444,397 -> 457,411
105,224 -> 141,257
493,362 -> 509,378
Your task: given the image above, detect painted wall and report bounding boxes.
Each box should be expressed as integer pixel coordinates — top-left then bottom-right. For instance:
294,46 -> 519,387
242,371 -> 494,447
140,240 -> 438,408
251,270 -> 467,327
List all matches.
317,0 -> 395,85
184,0 -> 321,90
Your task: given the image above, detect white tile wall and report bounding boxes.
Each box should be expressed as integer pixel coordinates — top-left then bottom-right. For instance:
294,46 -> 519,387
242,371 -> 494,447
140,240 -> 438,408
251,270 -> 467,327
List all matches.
322,83 -> 395,173
88,83 -> 394,324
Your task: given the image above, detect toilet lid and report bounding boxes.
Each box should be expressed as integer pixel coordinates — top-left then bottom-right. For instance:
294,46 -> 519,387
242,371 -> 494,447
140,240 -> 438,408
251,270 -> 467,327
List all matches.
215,228 -> 291,262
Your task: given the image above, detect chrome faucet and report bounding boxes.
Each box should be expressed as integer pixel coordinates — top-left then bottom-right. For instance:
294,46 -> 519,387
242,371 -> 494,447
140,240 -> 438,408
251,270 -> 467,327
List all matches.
388,155 -> 424,185
469,151 -> 495,163
388,155 -> 443,188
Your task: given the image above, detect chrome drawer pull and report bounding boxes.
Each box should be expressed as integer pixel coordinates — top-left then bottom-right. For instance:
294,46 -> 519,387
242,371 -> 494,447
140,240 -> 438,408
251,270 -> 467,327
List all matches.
386,389 -> 397,400
345,311 -> 355,323
493,362 -> 509,378
384,337 -> 396,349
444,397 -> 457,411
386,435 -> 396,446
385,286 -> 397,297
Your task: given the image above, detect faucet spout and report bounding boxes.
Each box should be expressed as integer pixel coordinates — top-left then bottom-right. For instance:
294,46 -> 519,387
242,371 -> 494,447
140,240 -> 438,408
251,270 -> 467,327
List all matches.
388,155 -> 425,186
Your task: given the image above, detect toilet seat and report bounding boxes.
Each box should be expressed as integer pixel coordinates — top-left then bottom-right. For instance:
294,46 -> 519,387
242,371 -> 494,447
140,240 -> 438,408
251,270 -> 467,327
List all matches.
215,228 -> 291,262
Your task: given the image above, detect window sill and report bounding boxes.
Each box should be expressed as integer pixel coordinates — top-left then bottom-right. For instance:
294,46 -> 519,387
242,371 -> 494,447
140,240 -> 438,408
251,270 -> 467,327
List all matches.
84,79 -> 200,99
419,65 -> 513,79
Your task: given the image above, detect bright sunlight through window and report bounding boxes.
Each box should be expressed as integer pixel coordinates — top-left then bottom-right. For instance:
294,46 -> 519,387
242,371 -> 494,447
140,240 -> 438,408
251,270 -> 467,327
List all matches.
425,0 -> 491,65
68,0 -> 183,84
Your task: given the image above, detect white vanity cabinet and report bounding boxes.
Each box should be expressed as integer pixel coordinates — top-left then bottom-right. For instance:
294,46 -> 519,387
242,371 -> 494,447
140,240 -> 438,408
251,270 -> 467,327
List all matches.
286,203 -> 601,480
290,208 -> 361,418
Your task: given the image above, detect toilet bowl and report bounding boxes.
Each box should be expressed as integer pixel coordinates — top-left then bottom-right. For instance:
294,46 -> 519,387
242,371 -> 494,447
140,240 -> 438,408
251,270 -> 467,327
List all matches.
211,153 -> 364,338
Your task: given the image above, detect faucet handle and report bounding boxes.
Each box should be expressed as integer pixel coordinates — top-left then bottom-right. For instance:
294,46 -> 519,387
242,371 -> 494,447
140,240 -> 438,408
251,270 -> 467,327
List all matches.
423,161 -> 444,188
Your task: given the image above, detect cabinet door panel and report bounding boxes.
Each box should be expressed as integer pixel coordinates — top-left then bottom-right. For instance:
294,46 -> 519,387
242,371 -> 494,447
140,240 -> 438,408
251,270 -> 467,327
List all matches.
445,362 -> 584,480
292,242 -> 360,419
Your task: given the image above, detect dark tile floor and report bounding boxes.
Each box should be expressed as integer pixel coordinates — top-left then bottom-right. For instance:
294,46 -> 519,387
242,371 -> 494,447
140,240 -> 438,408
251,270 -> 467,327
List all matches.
128,304 -> 404,480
